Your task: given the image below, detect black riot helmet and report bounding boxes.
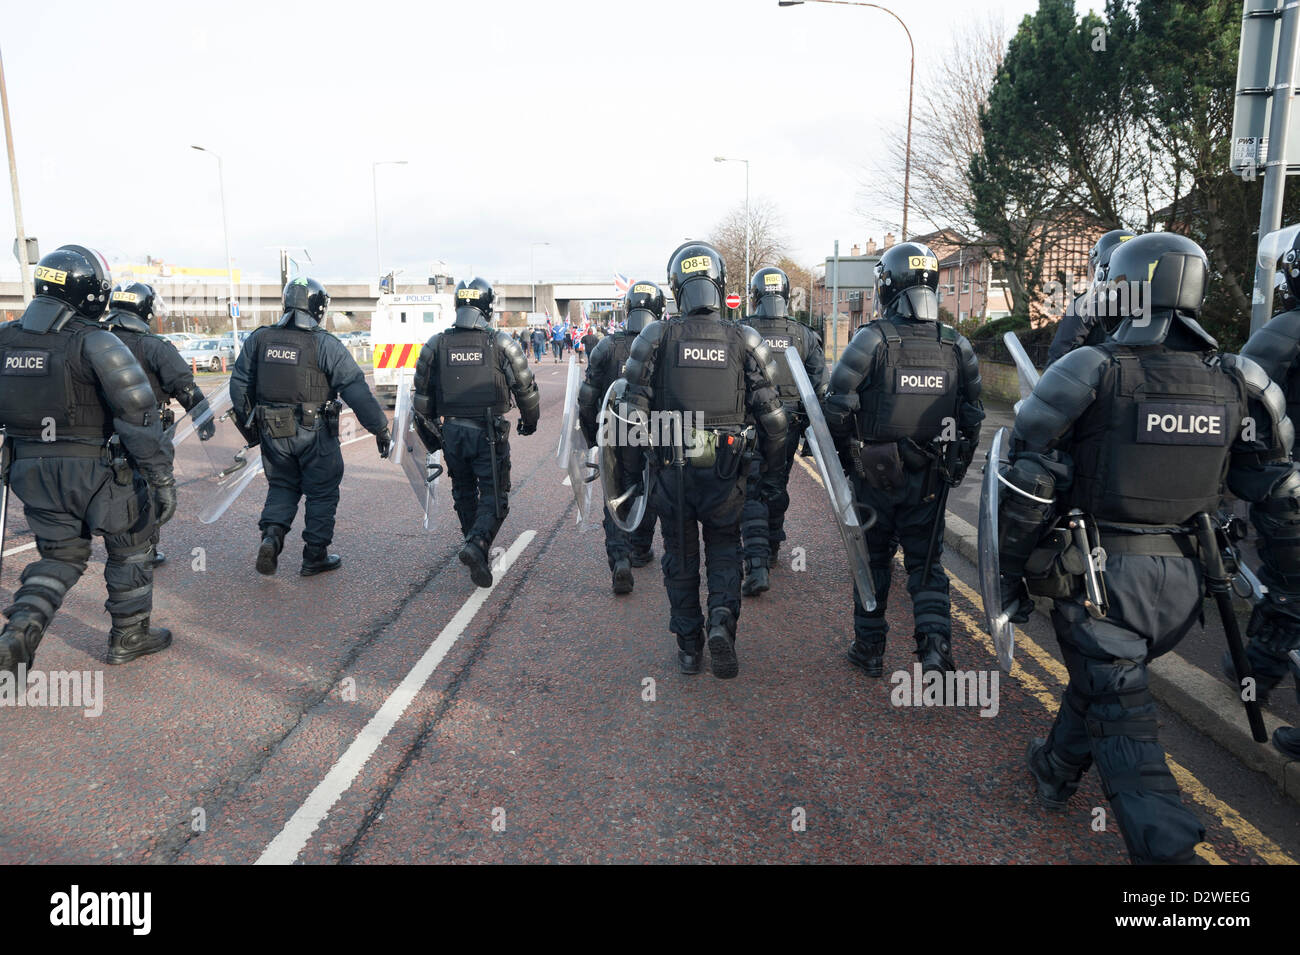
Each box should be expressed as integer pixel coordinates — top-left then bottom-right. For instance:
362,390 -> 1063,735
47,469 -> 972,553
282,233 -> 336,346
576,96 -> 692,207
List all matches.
454,277 -> 495,327
283,276 -> 331,320
749,267 -> 790,319
1106,231 -> 1208,316
874,241 -> 940,321
1089,228 -> 1137,283
667,242 -> 726,316
30,244 -> 113,321
107,281 -> 167,329
623,280 -> 665,334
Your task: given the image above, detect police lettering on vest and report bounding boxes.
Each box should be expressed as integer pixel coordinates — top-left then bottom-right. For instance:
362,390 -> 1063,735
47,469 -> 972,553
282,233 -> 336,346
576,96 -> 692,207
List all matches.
1136,402 -> 1228,446
2,350 -> 50,375
896,368 -> 949,394
763,335 -> 791,352
448,348 -> 485,365
678,342 -> 729,367
264,346 -> 300,364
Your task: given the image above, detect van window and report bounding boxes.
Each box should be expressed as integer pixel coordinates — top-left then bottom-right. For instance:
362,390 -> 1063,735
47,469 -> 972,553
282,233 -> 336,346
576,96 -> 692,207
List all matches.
400,312 -> 407,323
423,311 -> 440,323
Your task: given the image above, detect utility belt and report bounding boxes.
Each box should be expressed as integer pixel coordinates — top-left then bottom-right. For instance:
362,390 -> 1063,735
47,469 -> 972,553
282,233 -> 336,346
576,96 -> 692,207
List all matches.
257,400 -> 341,439
850,437 -> 944,494
653,424 -> 755,481
11,436 -> 134,486
159,405 -> 176,430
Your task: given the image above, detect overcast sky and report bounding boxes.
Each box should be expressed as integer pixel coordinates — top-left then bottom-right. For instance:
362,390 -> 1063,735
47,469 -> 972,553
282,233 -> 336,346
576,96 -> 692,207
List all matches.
0,0 -> 1041,287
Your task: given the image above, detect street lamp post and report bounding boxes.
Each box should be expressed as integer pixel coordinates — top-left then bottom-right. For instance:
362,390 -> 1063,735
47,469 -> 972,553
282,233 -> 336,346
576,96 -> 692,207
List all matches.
779,0 -> 914,239
191,145 -> 239,348
372,160 -> 408,287
530,241 -> 550,316
714,156 -> 750,288
0,47 -> 33,305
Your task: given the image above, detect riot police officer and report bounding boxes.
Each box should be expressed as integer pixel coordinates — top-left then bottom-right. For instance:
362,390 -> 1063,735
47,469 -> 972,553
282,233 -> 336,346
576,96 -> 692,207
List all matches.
1046,228 -> 1137,364
823,242 -> 983,678
411,277 -> 540,588
998,231 -> 1300,864
578,280 -> 663,594
739,266 -> 827,596
1236,223 -> 1300,759
101,281 -> 212,566
0,245 -> 176,673
618,242 -> 788,678
230,277 -> 391,577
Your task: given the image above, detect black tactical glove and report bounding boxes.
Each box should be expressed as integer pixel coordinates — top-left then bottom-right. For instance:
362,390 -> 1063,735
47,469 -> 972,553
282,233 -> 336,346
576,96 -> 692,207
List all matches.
375,428 -> 393,459
152,478 -> 178,526
1000,575 -> 1033,624
197,416 -> 216,441
517,418 -> 537,436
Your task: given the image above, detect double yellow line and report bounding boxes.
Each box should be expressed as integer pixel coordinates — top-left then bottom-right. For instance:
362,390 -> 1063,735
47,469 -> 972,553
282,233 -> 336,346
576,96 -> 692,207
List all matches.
792,453 -> 1295,865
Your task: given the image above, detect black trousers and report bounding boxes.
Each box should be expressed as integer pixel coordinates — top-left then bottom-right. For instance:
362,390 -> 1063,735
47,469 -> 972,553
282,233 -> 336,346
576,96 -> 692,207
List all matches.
741,418 -> 804,565
650,463 -> 745,649
7,456 -> 157,631
602,501 -> 658,567
259,425 -> 345,548
443,418 -> 511,548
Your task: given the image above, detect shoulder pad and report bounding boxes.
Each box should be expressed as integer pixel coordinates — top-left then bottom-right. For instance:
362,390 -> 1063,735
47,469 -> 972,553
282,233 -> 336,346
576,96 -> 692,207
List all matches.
634,319 -> 667,347
1224,352 -> 1272,396
939,324 -> 958,343
739,324 -> 765,351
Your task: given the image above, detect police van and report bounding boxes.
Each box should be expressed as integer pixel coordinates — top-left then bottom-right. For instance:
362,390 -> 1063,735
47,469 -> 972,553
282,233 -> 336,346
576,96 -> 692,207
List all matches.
370,292 -> 455,403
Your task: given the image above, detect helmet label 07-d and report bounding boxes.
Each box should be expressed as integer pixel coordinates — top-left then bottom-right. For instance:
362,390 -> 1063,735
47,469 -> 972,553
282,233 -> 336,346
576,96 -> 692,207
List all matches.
677,342 -> 729,367
1136,402 -> 1229,445
111,291 -> 140,304
263,346 -> 301,365
764,335 -> 792,351
895,368 -> 949,394
34,266 -> 67,286
679,255 -> 713,274
448,348 -> 486,365
1,349 -> 51,376
907,255 -> 939,271
764,273 -> 782,286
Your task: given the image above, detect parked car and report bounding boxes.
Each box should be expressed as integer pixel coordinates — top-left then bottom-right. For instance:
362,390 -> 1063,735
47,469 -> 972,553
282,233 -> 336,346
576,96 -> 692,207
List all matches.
179,338 -> 237,372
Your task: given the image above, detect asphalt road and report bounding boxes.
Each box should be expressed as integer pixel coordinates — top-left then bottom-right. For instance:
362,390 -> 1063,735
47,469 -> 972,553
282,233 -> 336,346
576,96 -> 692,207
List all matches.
0,358 -> 1295,865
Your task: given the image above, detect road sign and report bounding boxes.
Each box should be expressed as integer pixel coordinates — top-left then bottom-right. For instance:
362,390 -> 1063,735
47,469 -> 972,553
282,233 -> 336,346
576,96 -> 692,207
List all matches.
229,302 -> 240,319
725,293 -> 741,309
1232,0 -> 1300,176
11,236 -> 37,265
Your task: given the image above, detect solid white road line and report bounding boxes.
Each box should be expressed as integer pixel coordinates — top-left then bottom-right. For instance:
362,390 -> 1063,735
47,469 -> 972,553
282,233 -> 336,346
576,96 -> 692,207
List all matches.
256,529 -> 537,865
2,541 -> 36,559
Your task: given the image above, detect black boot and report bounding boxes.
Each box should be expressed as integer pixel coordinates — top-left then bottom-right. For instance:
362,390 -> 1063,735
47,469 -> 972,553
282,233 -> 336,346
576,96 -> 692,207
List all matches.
300,543 -> 342,577
1221,650 -> 1274,707
0,613 -> 45,676
256,525 -> 286,576
629,548 -> 655,568
1274,726 -> 1300,759
707,607 -> 738,680
741,560 -> 770,597
1026,737 -> 1086,811
107,615 -> 173,665
612,558 -> 633,595
847,638 -> 886,677
677,632 -> 703,675
459,537 -> 493,588
152,549 -> 167,567
915,631 -> 955,674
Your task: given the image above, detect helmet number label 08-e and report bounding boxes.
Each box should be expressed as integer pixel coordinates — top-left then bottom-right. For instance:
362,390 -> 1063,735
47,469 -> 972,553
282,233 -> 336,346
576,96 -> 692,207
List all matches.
34,266 -> 67,286
907,256 -> 939,271
263,346 -> 301,365
895,368 -> 949,394
448,348 -> 486,365
679,256 -> 713,274
1,349 -> 51,376
677,342 -> 729,367
1136,402 -> 1229,445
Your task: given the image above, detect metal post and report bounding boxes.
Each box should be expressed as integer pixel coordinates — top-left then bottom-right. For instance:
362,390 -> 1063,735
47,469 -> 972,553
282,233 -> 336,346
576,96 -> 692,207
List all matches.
831,239 -> 841,362
372,162 -> 382,285
1253,1 -> 1300,333
216,153 -> 238,347
744,158 -> 751,288
0,47 -> 33,305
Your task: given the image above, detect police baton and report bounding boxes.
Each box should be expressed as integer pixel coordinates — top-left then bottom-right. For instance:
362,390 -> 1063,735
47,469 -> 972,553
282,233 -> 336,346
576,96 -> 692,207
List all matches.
485,410 -> 503,521
1195,512 -> 1269,743
0,428 -> 9,581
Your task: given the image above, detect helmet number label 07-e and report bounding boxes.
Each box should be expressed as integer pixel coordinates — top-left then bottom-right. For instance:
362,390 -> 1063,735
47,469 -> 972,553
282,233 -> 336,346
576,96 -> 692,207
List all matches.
1136,402 -> 1229,445
679,255 -> 713,274
677,342 -> 728,367
448,348 -> 486,365
263,346 -> 301,365
34,266 -> 67,286
895,368 -> 949,394
1,349 -> 51,376
764,335 -> 792,351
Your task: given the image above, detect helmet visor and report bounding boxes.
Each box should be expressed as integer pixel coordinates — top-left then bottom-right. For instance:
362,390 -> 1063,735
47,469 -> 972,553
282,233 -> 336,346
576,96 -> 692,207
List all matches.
897,286 -> 940,322
752,294 -> 788,319
1260,224 -> 1300,276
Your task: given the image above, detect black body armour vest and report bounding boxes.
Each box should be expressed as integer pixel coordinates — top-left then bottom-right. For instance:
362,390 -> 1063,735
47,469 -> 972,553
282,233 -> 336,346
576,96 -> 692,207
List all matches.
858,318 -> 961,442
748,317 -> 801,401
255,327 -> 331,405
436,328 -> 510,417
652,317 -> 746,427
113,329 -> 165,405
1069,343 -> 1244,525
611,332 -> 632,375
0,322 -> 111,439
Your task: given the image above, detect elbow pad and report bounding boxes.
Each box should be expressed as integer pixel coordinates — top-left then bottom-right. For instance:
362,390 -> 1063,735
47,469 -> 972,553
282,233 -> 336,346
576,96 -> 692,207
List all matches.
1013,346 -> 1107,452
998,457 -> 1057,577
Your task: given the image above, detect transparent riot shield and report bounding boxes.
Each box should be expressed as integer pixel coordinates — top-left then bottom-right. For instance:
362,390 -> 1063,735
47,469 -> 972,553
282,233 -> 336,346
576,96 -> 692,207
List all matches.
393,379 -> 441,532
597,378 -> 649,533
168,383 -> 231,449
979,426 -> 1016,673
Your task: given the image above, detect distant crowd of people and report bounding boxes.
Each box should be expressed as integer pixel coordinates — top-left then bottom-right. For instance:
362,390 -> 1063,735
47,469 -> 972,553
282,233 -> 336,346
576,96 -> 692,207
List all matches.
509,321 -> 611,364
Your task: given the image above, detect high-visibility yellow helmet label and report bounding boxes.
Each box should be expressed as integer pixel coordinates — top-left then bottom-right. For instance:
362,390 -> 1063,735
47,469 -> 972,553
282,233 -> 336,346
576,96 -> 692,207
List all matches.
680,255 -> 712,274
35,266 -> 67,285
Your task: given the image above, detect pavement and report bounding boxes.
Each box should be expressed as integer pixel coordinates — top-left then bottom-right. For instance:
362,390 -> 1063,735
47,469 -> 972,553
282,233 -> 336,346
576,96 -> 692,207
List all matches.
0,357 -> 1295,864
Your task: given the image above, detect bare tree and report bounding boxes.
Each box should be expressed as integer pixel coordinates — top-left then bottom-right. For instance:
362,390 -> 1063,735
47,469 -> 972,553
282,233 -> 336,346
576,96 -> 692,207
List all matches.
858,12 -> 1008,241
708,198 -> 789,296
